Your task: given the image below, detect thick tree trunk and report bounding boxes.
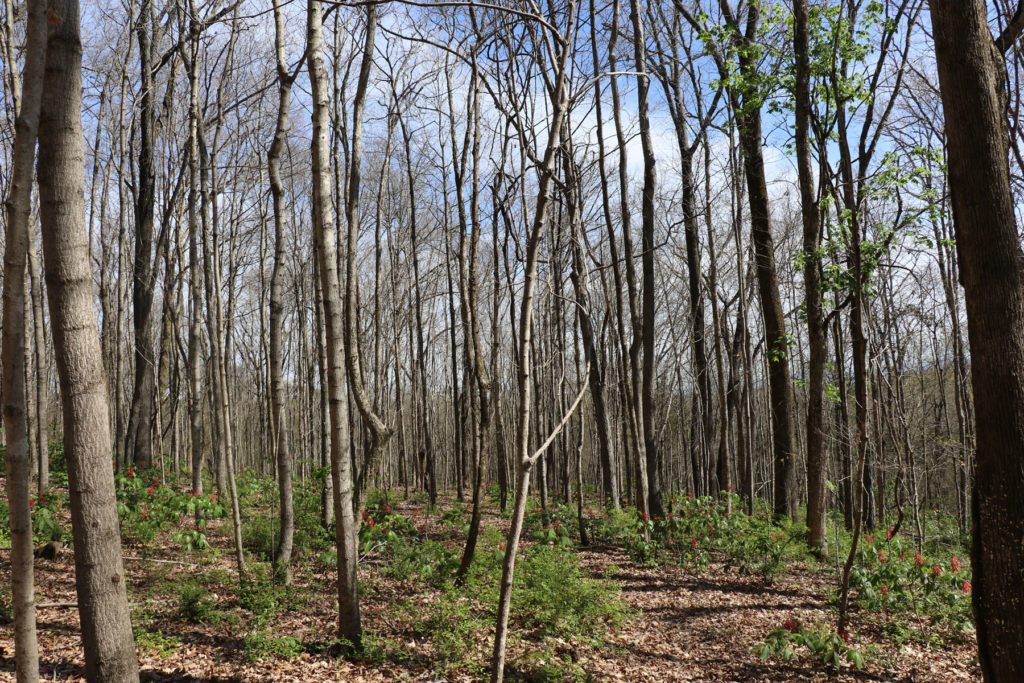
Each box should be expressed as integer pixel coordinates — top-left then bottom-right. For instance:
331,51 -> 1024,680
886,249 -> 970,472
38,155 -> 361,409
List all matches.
929,1 -> 1024,677
37,0 -> 139,676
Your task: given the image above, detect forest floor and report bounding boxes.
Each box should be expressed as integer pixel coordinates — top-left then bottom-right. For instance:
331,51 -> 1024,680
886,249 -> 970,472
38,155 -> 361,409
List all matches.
0,485 -> 980,682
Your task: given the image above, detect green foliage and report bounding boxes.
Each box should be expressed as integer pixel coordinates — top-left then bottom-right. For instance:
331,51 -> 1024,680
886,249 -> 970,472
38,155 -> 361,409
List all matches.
513,545 -> 627,638
244,629 -> 304,662
526,503 -> 576,548
114,466 -> 225,552
753,619 -> 865,671
849,531 -> 974,639
178,582 -> 218,624
134,627 -> 181,658
31,489 -> 65,544
359,496 -> 419,554
240,564 -> 301,621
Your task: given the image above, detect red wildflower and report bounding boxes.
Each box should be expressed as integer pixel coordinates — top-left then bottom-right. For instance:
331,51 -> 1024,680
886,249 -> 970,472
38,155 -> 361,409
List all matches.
932,564 -> 943,576
878,550 -> 887,563
962,580 -> 972,594
152,476 -> 159,485
840,630 -> 850,644
915,551 -> 924,567
865,534 -> 873,545
127,466 -> 135,478
641,512 -> 649,521
687,491 -> 694,499
362,509 -> 369,521
384,502 -> 391,514
366,516 -> 375,527
778,531 -> 785,539
951,555 -> 961,573
192,490 -> 200,497
783,618 -> 800,633
727,484 -> 733,492
29,499 -> 35,509
209,495 -> 217,503
147,486 -> 155,495
690,538 -> 698,549
886,526 -> 894,540
881,583 -> 889,596
413,508 -> 421,518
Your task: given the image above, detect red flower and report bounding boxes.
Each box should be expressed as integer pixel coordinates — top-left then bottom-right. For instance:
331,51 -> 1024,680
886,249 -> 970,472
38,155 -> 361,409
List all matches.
915,551 -> 924,567
932,564 -> 943,576
413,508 -> 421,518
384,502 -> 391,514
641,512 -> 649,521
708,523 -> 714,533
880,583 -> 889,596
362,509 -> 369,521
778,531 -> 785,539
192,490 -> 200,497
147,486 -> 155,495
366,516 -> 375,527
690,538 -> 698,549
687,491 -> 694,499
127,466 -> 135,478
152,476 -> 159,485
886,526 -> 894,540
209,494 -> 217,503
951,555 -> 961,573
783,618 -> 800,633
727,484 -> 733,492
962,580 -> 972,594
865,534 -> 873,545
840,629 -> 850,644
29,499 -> 35,509
878,550 -> 887,563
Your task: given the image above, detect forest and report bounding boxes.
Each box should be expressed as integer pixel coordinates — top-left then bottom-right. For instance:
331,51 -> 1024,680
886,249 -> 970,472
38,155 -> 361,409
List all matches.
1,0 -> 1023,680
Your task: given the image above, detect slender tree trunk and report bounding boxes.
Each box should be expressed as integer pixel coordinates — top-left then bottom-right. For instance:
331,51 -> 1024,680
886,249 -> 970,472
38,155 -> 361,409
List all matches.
794,0 -> 828,557
1,0 -> 46,676
268,0 -> 295,582
308,0 -> 361,646
126,0 -> 157,470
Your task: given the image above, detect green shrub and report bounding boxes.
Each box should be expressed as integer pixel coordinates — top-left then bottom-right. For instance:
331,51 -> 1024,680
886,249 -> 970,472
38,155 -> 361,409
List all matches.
244,629 -> 303,662
179,582 -> 217,623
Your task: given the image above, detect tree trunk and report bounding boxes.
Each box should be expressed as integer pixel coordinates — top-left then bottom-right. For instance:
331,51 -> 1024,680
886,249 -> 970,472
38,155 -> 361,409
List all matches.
1,0 -> 46,676
929,1 -> 1024,677
269,0 -> 295,583
308,0 -> 361,646
37,0 -> 139,675
793,0 -> 828,557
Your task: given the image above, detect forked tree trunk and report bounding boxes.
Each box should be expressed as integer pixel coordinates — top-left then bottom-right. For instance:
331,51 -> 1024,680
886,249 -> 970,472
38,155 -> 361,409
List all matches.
269,0 -> 295,583
36,0 -> 139,677
929,1 -> 1024,677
